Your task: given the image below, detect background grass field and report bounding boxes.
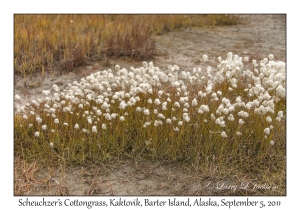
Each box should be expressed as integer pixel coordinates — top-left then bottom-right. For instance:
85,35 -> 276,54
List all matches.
14,14 -> 240,76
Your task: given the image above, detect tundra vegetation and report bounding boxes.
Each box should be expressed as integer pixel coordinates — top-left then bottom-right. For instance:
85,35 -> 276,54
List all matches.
14,15 -> 285,195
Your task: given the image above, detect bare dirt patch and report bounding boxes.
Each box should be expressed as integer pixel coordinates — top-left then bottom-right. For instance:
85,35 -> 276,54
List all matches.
154,15 -> 286,71
14,14 -> 286,196
15,158 -> 284,196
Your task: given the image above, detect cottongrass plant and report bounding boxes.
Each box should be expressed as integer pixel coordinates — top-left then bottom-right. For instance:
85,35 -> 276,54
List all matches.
14,53 -> 285,182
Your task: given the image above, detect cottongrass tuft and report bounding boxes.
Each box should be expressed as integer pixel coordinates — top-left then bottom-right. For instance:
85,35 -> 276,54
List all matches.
34,132 -> 40,137
264,128 -> 270,135
14,53 -> 286,191
221,131 -> 227,138
74,123 -> 79,129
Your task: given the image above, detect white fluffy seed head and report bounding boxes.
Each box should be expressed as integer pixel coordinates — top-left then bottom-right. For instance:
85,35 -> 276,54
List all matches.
74,123 -> 79,129
183,115 -> 190,122
143,122 -> 151,128
36,117 -> 42,124
264,128 -> 270,135
239,119 -> 244,125
154,98 -> 161,105
221,131 -> 227,138
15,94 -> 21,101
198,109 -> 204,114
34,131 -> 40,137
42,125 -> 47,130
157,113 -> 165,119
105,113 -> 111,120
115,65 -> 120,71
228,114 -> 235,121
278,111 -> 284,118
144,109 -> 150,115
192,98 -> 198,106
92,126 -> 97,133
269,54 -> 274,60
158,90 -> 163,97
119,101 -> 127,110
266,116 -> 272,123
236,131 -> 242,136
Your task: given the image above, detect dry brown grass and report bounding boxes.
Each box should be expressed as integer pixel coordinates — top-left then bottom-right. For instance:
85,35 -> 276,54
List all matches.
14,14 -> 241,76
14,156 -> 43,195
14,157 -> 285,196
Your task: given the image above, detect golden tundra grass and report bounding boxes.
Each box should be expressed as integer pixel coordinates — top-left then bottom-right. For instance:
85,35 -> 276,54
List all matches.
14,14 -> 240,77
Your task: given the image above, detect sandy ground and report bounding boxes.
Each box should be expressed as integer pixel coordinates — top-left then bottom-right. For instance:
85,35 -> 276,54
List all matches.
14,14 -> 286,196
154,15 -> 286,71
15,158 -> 284,196
25,160 -> 217,196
